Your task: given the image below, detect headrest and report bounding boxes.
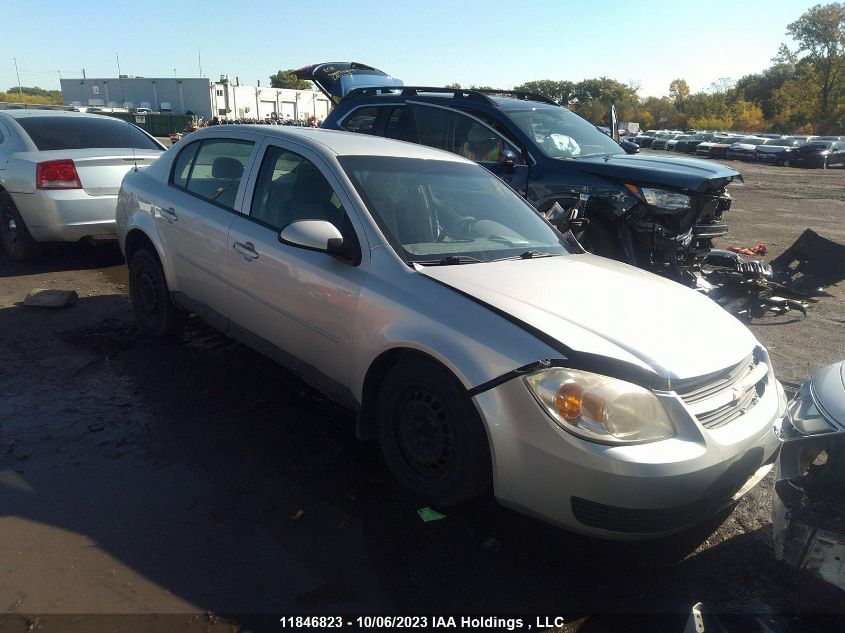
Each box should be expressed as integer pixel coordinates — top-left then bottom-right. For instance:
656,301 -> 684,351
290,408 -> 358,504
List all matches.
212,156 -> 244,179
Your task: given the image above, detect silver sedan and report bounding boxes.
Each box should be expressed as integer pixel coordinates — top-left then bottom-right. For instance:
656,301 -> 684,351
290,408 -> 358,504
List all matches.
116,126 -> 784,539
0,110 -> 164,260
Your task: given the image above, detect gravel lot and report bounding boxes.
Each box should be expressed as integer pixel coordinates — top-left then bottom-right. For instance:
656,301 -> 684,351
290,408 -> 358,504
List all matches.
0,158 -> 843,632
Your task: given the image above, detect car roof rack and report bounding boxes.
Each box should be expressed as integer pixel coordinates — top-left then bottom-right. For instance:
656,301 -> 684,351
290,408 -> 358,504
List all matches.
342,86 -> 560,108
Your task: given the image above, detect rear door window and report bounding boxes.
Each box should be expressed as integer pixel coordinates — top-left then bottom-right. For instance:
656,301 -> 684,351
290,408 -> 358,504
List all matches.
340,107 -> 380,134
174,139 -> 255,211
16,116 -> 162,151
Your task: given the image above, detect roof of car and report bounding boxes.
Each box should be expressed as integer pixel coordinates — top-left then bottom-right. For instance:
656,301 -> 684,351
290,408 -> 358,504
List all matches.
194,124 -> 470,162
0,109 -> 110,121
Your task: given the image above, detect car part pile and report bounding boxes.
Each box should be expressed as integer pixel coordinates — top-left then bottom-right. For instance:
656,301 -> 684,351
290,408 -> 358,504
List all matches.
695,229 -> 845,320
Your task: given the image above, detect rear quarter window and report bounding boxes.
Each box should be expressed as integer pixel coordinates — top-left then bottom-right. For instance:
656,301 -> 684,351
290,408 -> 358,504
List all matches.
340,107 -> 381,134
16,116 -> 162,151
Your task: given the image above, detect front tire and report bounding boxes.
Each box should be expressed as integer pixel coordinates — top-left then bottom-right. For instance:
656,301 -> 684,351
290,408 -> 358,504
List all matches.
0,191 -> 41,262
128,248 -> 188,336
377,356 -> 492,507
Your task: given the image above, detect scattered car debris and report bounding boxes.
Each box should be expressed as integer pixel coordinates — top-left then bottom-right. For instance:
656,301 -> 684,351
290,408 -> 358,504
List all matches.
22,288 -> 78,308
417,506 -> 447,523
698,229 -> 845,320
773,360 -> 845,593
728,243 -> 767,256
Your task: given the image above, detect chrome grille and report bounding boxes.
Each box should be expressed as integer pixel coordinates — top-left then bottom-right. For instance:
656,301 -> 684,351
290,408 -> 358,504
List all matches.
673,351 -> 768,430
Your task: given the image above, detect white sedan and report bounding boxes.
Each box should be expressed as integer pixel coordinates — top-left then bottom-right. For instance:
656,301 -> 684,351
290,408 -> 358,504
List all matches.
0,110 -> 164,260
116,125 -> 784,538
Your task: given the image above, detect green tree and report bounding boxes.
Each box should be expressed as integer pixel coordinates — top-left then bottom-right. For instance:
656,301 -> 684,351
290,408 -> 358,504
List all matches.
785,2 -> 845,122
669,79 -> 691,112
270,69 -> 312,90
444,82 -> 462,89
513,79 -> 575,104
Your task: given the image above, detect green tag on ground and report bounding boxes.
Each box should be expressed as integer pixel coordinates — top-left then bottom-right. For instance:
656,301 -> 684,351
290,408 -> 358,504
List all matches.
417,506 -> 447,523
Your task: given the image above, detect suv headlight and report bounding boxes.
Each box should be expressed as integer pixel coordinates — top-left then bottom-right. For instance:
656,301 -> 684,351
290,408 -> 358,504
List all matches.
524,368 -> 676,444
639,187 -> 691,210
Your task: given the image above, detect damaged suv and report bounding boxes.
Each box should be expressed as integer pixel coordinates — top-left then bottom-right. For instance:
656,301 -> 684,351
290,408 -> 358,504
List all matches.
300,62 -> 741,283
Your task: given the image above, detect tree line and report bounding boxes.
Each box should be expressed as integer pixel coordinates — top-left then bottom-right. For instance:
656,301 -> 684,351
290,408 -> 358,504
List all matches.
508,3 -> 844,134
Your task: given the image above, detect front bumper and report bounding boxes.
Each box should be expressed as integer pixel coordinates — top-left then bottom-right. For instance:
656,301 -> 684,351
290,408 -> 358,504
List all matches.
10,190 -> 118,242
474,369 -> 785,539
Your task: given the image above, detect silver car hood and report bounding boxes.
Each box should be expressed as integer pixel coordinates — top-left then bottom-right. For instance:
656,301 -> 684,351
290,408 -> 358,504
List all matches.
417,254 -> 757,380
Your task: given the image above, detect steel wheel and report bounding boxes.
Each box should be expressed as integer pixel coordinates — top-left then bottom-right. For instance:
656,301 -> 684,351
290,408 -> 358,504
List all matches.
377,356 -> 492,506
128,248 -> 188,336
0,191 -> 41,261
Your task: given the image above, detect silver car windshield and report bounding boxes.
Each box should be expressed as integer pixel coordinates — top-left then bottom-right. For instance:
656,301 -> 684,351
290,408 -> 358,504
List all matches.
503,105 -> 624,159
339,156 -> 571,264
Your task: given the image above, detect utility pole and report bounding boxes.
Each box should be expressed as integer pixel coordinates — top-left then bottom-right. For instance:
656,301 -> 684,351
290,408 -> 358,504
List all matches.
12,57 -> 23,95
116,52 -> 125,106
198,47 -> 203,78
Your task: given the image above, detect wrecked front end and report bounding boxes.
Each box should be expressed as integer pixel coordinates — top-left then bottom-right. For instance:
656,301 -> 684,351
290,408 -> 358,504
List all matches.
773,361 -> 845,592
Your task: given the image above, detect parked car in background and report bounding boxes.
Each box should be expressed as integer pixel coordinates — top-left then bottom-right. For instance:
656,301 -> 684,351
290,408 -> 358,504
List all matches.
0,110 -> 165,261
789,141 -> 845,169
726,137 -> 767,162
683,133 -> 717,154
651,133 -> 682,150
117,125 -> 785,539
695,135 -> 728,158
300,61 -> 742,284
631,134 -> 654,148
708,137 -> 738,160
755,138 -> 804,166
666,134 -> 691,151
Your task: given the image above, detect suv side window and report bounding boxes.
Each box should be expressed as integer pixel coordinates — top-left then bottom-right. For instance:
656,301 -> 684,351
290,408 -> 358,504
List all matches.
409,104 -> 519,164
340,106 -> 380,134
384,107 -> 411,141
173,138 -> 255,210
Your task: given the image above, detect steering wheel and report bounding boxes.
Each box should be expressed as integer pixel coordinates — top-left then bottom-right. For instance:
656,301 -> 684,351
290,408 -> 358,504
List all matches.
435,216 -> 477,242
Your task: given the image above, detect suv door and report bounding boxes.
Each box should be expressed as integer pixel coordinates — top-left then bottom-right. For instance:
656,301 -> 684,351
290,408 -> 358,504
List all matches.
407,103 -> 529,195
226,140 -> 368,390
162,136 -> 259,320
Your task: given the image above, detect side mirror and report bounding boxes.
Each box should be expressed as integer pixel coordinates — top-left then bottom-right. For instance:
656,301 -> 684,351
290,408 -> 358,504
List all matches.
500,148 -> 518,173
279,220 -> 343,255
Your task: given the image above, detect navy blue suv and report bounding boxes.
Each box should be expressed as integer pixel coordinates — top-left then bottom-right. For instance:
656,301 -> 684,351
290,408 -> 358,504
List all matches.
298,62 -> 741,283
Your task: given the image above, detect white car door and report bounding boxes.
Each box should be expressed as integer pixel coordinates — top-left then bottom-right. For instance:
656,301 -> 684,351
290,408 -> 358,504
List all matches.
159,135 -> 259,320
226,140 -> 369,390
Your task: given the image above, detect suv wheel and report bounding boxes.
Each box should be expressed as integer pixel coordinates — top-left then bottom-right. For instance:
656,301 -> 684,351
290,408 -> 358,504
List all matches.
129,248 -> 188,336
377,356 -> 492,507
0,191 -> 42,261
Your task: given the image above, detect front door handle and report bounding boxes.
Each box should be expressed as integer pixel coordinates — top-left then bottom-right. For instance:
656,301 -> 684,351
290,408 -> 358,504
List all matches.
233,241 -> 259,261
161,207 -> 178,221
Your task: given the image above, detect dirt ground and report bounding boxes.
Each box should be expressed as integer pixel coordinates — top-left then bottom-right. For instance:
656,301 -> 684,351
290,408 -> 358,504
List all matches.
1,158 -> 843,632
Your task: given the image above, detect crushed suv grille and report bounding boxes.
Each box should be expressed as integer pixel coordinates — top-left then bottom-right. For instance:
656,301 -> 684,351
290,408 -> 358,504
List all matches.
673,351 -> 768,430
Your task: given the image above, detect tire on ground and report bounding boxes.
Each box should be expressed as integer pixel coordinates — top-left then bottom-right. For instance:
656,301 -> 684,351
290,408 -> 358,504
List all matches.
0,191 -> 42,261
128,248 -> 188,336
377,355 -> 492,507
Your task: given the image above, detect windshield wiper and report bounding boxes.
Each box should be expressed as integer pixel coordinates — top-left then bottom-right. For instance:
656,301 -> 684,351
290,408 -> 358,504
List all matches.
493,251 -> 558,262
411,255 -> 486,266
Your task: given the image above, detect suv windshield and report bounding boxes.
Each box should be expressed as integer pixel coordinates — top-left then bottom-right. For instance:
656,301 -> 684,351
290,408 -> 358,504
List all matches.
17,116 -> 163,151
502,104 -> 624,159
339,156 -> 571,263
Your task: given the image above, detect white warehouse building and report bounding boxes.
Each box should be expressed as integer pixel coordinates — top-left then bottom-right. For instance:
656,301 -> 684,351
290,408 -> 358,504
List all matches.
60,75 -> 332,122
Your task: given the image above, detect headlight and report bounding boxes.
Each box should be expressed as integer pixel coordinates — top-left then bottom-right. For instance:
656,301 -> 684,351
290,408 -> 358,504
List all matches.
780,381 -> 837,438
639,187 -> 691,210
524,368 -> 676,444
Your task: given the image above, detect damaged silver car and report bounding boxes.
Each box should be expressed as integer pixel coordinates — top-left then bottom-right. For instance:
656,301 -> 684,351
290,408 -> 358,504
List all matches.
774,361 -> 845,591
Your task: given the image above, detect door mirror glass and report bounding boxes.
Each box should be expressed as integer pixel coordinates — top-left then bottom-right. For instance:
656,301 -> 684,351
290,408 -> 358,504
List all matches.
501,148 -> 518,172
279,219 -> 344,254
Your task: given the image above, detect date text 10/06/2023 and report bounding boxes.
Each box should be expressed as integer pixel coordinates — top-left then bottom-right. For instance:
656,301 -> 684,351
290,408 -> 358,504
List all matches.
278,615 -> 570,630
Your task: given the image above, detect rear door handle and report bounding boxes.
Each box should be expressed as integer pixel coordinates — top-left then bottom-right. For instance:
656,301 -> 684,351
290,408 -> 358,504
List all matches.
233,241 -> 259,261
161,207 -> 178,221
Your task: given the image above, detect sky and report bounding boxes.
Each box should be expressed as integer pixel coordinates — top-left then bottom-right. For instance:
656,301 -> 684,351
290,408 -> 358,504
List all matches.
4,0 -> 820,98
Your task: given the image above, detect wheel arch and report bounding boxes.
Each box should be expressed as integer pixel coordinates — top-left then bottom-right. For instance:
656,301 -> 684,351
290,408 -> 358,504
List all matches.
123,227 -> 177,290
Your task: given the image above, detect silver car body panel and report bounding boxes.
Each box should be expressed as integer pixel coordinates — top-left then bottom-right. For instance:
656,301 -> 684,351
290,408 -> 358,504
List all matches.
0,110 -> 163,242
117,125 -> 785,537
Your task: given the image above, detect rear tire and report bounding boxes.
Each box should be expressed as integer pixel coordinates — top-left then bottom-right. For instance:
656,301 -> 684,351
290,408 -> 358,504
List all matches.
0,191 -> 42,262
128,248 -> 188,336
377,356 -> 492,507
